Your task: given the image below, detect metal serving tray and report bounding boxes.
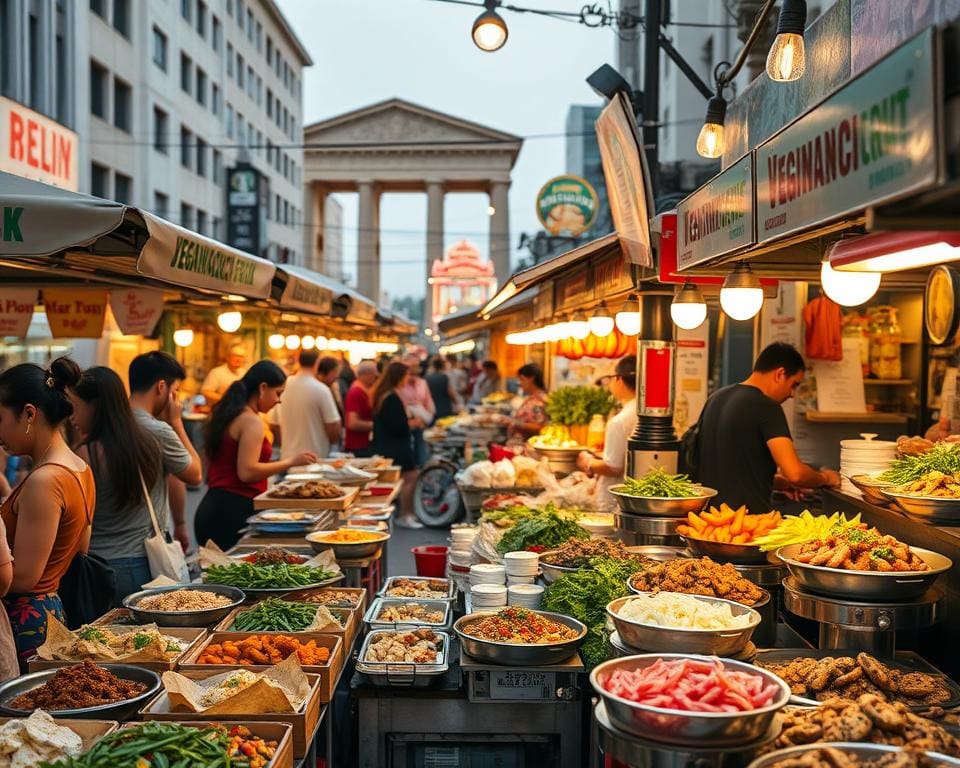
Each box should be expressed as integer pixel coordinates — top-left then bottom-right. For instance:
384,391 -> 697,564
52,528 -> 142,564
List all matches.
379,576 -> 457,602
355,627 -> 450,687
363,598 -> 452,630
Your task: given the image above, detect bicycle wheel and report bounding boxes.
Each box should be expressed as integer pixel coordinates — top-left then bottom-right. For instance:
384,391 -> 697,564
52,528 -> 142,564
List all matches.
414,462 -> 464,528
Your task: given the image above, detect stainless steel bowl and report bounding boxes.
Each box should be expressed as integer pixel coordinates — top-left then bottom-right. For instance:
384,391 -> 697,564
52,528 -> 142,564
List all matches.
848,474 -> 896,506
776,544 -> 952,600
305,529 -> 390,558
681,536 -> 772,565
539,559 -> 579,585
747,742 -> 960,768
627,569 -> 772,610
0,664 -> 161,720
527,444 -> 581,475
879,490 -> 960,522
609,487 -> 717,517
607,594 -> 760,656
590,654 -> 790,746
123,584 -> 246,627
454,610 -> 587,666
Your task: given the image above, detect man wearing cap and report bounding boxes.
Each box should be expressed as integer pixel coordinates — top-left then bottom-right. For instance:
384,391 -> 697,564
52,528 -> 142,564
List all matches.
577,356 -> 638,495
201,344 -> 248,407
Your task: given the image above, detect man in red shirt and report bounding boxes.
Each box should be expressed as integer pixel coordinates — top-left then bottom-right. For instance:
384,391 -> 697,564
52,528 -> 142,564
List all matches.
344,360 -> 379,456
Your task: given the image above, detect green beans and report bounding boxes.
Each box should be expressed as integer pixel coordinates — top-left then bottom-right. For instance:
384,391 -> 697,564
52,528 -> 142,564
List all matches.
231,597 -> 329,632
621,468 -> 698,498
204,562 -> 335,589
42,722 -> 234,767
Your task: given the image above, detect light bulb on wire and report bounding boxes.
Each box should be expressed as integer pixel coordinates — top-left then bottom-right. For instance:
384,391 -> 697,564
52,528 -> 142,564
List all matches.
217,310 -> 242,333
588,301 -> 615,337
819,260 -> 881,307
267,334 -> 284,350
720,263 -> 764,321
696,95 -> 727,159
766,0 -> 807,82
173,328 -> 194,348
568,310 -> 590,340
615,294 -> 641,336
472,0 -> 508,52
670,282 -> 708,330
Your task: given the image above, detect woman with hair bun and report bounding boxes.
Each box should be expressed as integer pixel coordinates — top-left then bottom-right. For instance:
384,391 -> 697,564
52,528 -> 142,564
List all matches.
195,361 -> 317,549
0,357 -> 95,665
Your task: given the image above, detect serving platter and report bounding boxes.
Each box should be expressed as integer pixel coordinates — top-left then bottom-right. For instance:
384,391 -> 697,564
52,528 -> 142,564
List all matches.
454,610 -> 586,667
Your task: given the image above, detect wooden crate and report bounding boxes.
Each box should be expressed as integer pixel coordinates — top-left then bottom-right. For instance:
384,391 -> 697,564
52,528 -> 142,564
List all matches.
178,632 -> 343,703
0,718 -> 117,751
90,608 -> 139,626
27,627 -> 208,673
214,604 -> 357,648
118,720 -> 294,768
139,671 -> 323,758
253,486 -> 359,511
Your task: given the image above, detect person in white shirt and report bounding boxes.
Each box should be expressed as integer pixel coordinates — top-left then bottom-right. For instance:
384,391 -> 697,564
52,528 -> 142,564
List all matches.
576,355 -> 638,494
274,350 -> 342,462
201,344 -> 248,407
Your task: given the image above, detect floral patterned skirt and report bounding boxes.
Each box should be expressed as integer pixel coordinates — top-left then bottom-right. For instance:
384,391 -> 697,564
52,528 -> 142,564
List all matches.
3,592 -> 65,670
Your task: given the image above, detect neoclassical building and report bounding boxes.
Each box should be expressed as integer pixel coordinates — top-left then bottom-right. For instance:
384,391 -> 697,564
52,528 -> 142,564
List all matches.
429,240 -> 497,331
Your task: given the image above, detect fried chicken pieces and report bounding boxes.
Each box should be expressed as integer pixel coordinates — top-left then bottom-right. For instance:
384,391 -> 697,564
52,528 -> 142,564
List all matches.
772,693 -> 959,756
765,747 -> 945,768
793,525 -> 928,572
628,557 -> 765,605
759,653 -> 952,707
364,629 -> 442,664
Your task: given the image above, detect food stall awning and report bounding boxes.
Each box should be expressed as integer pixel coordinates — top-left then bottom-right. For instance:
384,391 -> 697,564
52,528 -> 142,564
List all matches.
0,171 -> 277,299
439,292 -> 536,339
479,233 -> 620,317
274,265 -> 382,326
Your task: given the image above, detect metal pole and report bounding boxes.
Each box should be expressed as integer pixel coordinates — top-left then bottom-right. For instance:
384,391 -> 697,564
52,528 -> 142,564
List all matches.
642,0 -> 660,189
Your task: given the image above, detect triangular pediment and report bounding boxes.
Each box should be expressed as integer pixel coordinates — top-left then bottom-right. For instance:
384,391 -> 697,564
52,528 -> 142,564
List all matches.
304,98 -> 522,147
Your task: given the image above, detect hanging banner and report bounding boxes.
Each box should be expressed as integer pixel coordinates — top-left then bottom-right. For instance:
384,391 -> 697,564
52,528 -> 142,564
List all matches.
755,27 -> 940,244
44,288 -> 108,338
0,97 -> 79,191
536,175 -> 599,237
0,288 -> 37,337
109,289 -> 164,336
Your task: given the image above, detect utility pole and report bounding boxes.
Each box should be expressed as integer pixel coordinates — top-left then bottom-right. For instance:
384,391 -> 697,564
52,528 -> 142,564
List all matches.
642,0 -> 661,191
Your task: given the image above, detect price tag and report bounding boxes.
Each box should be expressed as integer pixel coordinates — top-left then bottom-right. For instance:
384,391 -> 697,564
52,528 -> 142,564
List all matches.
489,670 -> 555,700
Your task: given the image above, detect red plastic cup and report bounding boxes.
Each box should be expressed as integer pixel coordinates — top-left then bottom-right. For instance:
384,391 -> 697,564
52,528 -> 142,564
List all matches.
412,545 -> 448,577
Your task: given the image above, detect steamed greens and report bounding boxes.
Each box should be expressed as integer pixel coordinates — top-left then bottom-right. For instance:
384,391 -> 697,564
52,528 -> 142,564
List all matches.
619,468 -> 699,498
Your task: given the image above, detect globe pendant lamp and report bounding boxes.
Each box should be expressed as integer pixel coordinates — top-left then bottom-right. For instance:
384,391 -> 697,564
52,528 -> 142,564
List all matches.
267,333 -> 284,350
670,282 -> 707,330
819,260 -> 881,307
720,263 -> 764,321
588,301 -> 615,337
173,328 -> 194,348
615,294 -> 641,336
568,310 -> 591,340
472,0 -> 508,52
766,0 -> 807,82
217,310 -> 242,333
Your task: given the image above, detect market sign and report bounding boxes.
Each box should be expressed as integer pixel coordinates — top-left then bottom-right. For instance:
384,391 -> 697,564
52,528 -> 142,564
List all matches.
279,273 -> 333,315
0,288 -> 37,337
756,27 -> 940,244
677,154 -> 754,270
44,288 -> 107,338
109,289 -> 164,336
536,175 -> 598,238
0,97 -> 79,191
226,165 -> 268,257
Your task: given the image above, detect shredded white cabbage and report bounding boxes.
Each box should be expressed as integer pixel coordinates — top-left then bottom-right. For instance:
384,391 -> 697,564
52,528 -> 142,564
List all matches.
616,592 -> 751,630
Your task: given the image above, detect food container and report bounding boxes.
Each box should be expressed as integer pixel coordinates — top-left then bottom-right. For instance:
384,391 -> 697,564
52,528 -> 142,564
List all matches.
746,742 -> 960,768
879,490 -> 960,522
355,628 -> 450,688
503,550 -> 539,576
609,486 -> 718,517
607,594 -> 761,656
681,536 -> 772,565
118,721 -> 295,768
363,598 -> 452,630
244,511 -> 327,536
282,586 -> 367,613
0,664 -> 162,721
527,444 -> 582,475
304,528 -> 389,558
123,585 -> 246,628
412,545 -> 448,577
380,576 -> 457,602
454,610 -> 587,666
470,563 -> 506,586
590,654 -> 790,746
470,584 -> 507,609
627,545 -> 689,561
848,474 -> 896,506
203,571 -> 343,599
506,574 -> 536,586
776,544 -> 952,600
252,486 -> 360,511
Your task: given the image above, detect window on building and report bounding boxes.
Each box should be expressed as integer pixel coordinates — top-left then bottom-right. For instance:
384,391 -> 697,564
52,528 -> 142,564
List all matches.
196,68 -> 206,105
180,125 -> 192,168
227,42 -> 233,76
180,0 -> 191,23
114,172 -> 131,204
266,88 -> 272,118
266,36 -> 272,64
196,209 -> 207,235
196,137 -> 207,177
154,191 -> 169,216
213,149 -> 222,184
226,103 -> 234,138
152,26 -> 167,70
212,15 -> 221,50
112,0 -> 129,37
255,21 -> 261,51
212,216 -> 221,239
90,60 -> 108,119
55,0 -> 68,122
282,153 -> 288,181
236,53 -> 244,87
27,10 -> 40,109
91,163 -> 109,198
274,51 -> 280,78
266,139 -> 273,164
247,65 -> 254,98
237,114 -> 245,146
275,194 -> 280,221
180,202 -> 193,228
236,0 -> 243,28
153,106 -> 168,153
113,78 -> 131,132
246,9 -> 253,41
212,83 -> 220,115
90,0 -> 106,18
180,52 -> 192,93
226,0 -> 232,17
196,0 -> 206,37
283,199 -> 289,225
256,76 -> 261,106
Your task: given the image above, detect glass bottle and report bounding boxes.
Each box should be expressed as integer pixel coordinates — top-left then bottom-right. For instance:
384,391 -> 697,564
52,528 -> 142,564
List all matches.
587,414 -> 605,452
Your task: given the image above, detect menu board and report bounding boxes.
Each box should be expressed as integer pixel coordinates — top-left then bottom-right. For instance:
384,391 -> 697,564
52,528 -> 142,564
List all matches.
812,338 -> 867,413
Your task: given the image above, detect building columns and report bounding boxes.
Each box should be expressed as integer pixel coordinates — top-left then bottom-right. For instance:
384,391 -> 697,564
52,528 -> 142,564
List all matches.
357,181 -> 380,302
425,181 -> 445,330
304,183 -> 326,274
489,181 -> 510,286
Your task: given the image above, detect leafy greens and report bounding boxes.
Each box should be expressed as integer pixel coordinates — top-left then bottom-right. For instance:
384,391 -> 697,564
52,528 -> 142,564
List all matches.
495,506 -> 589,555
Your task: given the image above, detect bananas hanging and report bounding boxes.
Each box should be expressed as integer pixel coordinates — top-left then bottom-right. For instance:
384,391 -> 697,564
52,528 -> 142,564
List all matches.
753,510 -> 862,552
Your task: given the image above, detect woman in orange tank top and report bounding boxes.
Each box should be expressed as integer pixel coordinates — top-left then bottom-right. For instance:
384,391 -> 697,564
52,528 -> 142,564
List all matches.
0,358 -> 95,667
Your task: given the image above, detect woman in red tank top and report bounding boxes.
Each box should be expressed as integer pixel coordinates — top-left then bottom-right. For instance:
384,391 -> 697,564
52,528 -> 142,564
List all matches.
195,361 -> 317,549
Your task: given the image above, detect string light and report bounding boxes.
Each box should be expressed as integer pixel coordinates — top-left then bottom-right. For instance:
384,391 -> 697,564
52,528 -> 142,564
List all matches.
696,95 -> 727,159
766,0 -> 807,82
670,282 -> 708,329
588,301 -> 615,337
615,294 -> 641,336
173,328 -> 194,347
217,310 -> 242,333
720,263 -> 763,321
472,0 -> 508,51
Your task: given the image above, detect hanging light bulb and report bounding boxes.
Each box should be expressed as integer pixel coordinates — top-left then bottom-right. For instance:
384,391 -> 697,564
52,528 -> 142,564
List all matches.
670,282 -> 708,330
301,335 -> 316,350
588,301 -> 615,337
316,335 -> 329,350
217,310 -> 242,333
696,95 -> 727,159
285,334 -> 301,350
472,0 -> 508,52
546,316 -> 569,343
173,328 -> 194,348
267,333 -> 285,350
819,260 -> 881,307
568,310 -> 591,340
720,263 -> 764,321
766,0 -> 807,82
615,294 -> 641,336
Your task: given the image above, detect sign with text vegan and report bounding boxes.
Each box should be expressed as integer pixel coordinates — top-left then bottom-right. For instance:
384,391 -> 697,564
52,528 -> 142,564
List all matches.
536,175 -> 599,238
756,27 -> 940,244
677,154 -> 754,271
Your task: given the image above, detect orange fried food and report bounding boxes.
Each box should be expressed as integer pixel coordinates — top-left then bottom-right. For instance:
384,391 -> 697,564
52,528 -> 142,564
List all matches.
196,633 -> 332,667
677,504 -> 781,545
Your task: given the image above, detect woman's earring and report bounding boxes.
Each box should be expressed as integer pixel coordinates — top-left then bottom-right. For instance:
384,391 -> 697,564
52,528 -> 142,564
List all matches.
24,422 -> 31,436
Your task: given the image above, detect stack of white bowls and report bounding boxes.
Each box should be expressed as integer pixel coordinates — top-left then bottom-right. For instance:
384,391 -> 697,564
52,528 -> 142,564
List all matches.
840,433 -> 896,494
503,551 -> 540,585
508,584 -> 544,608
470,563 -> 506,587
449,525 -> 477,571
471,583 -> 508,609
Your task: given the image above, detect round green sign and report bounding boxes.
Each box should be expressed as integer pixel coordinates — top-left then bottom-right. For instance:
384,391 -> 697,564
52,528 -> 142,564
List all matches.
536,175 -> 599,237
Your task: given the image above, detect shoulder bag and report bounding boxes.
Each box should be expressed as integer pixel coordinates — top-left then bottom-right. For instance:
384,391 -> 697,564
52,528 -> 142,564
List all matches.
140,472 -> 190,583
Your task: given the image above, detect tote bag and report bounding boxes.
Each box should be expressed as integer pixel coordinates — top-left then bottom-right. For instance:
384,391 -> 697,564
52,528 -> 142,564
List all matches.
140,473 -> 190,583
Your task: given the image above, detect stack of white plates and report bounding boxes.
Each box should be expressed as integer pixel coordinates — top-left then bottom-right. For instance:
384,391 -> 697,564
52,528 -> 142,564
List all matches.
840,433 -> 896,494
470,563 -> 506,587
503,551 -> 539,576
472,583 -> 508,609
508,584 -> 543,608
449,525 -> 478,570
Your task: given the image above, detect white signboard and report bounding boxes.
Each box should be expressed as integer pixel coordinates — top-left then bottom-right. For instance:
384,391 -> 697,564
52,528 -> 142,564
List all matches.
109,289 -> 164,336
279,274 -> 333,314
813,338 -> 868,414
0,97 -> 79,191
673,323 -> 710,436
756,28 -> 939,243
677,155 -> 754,270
